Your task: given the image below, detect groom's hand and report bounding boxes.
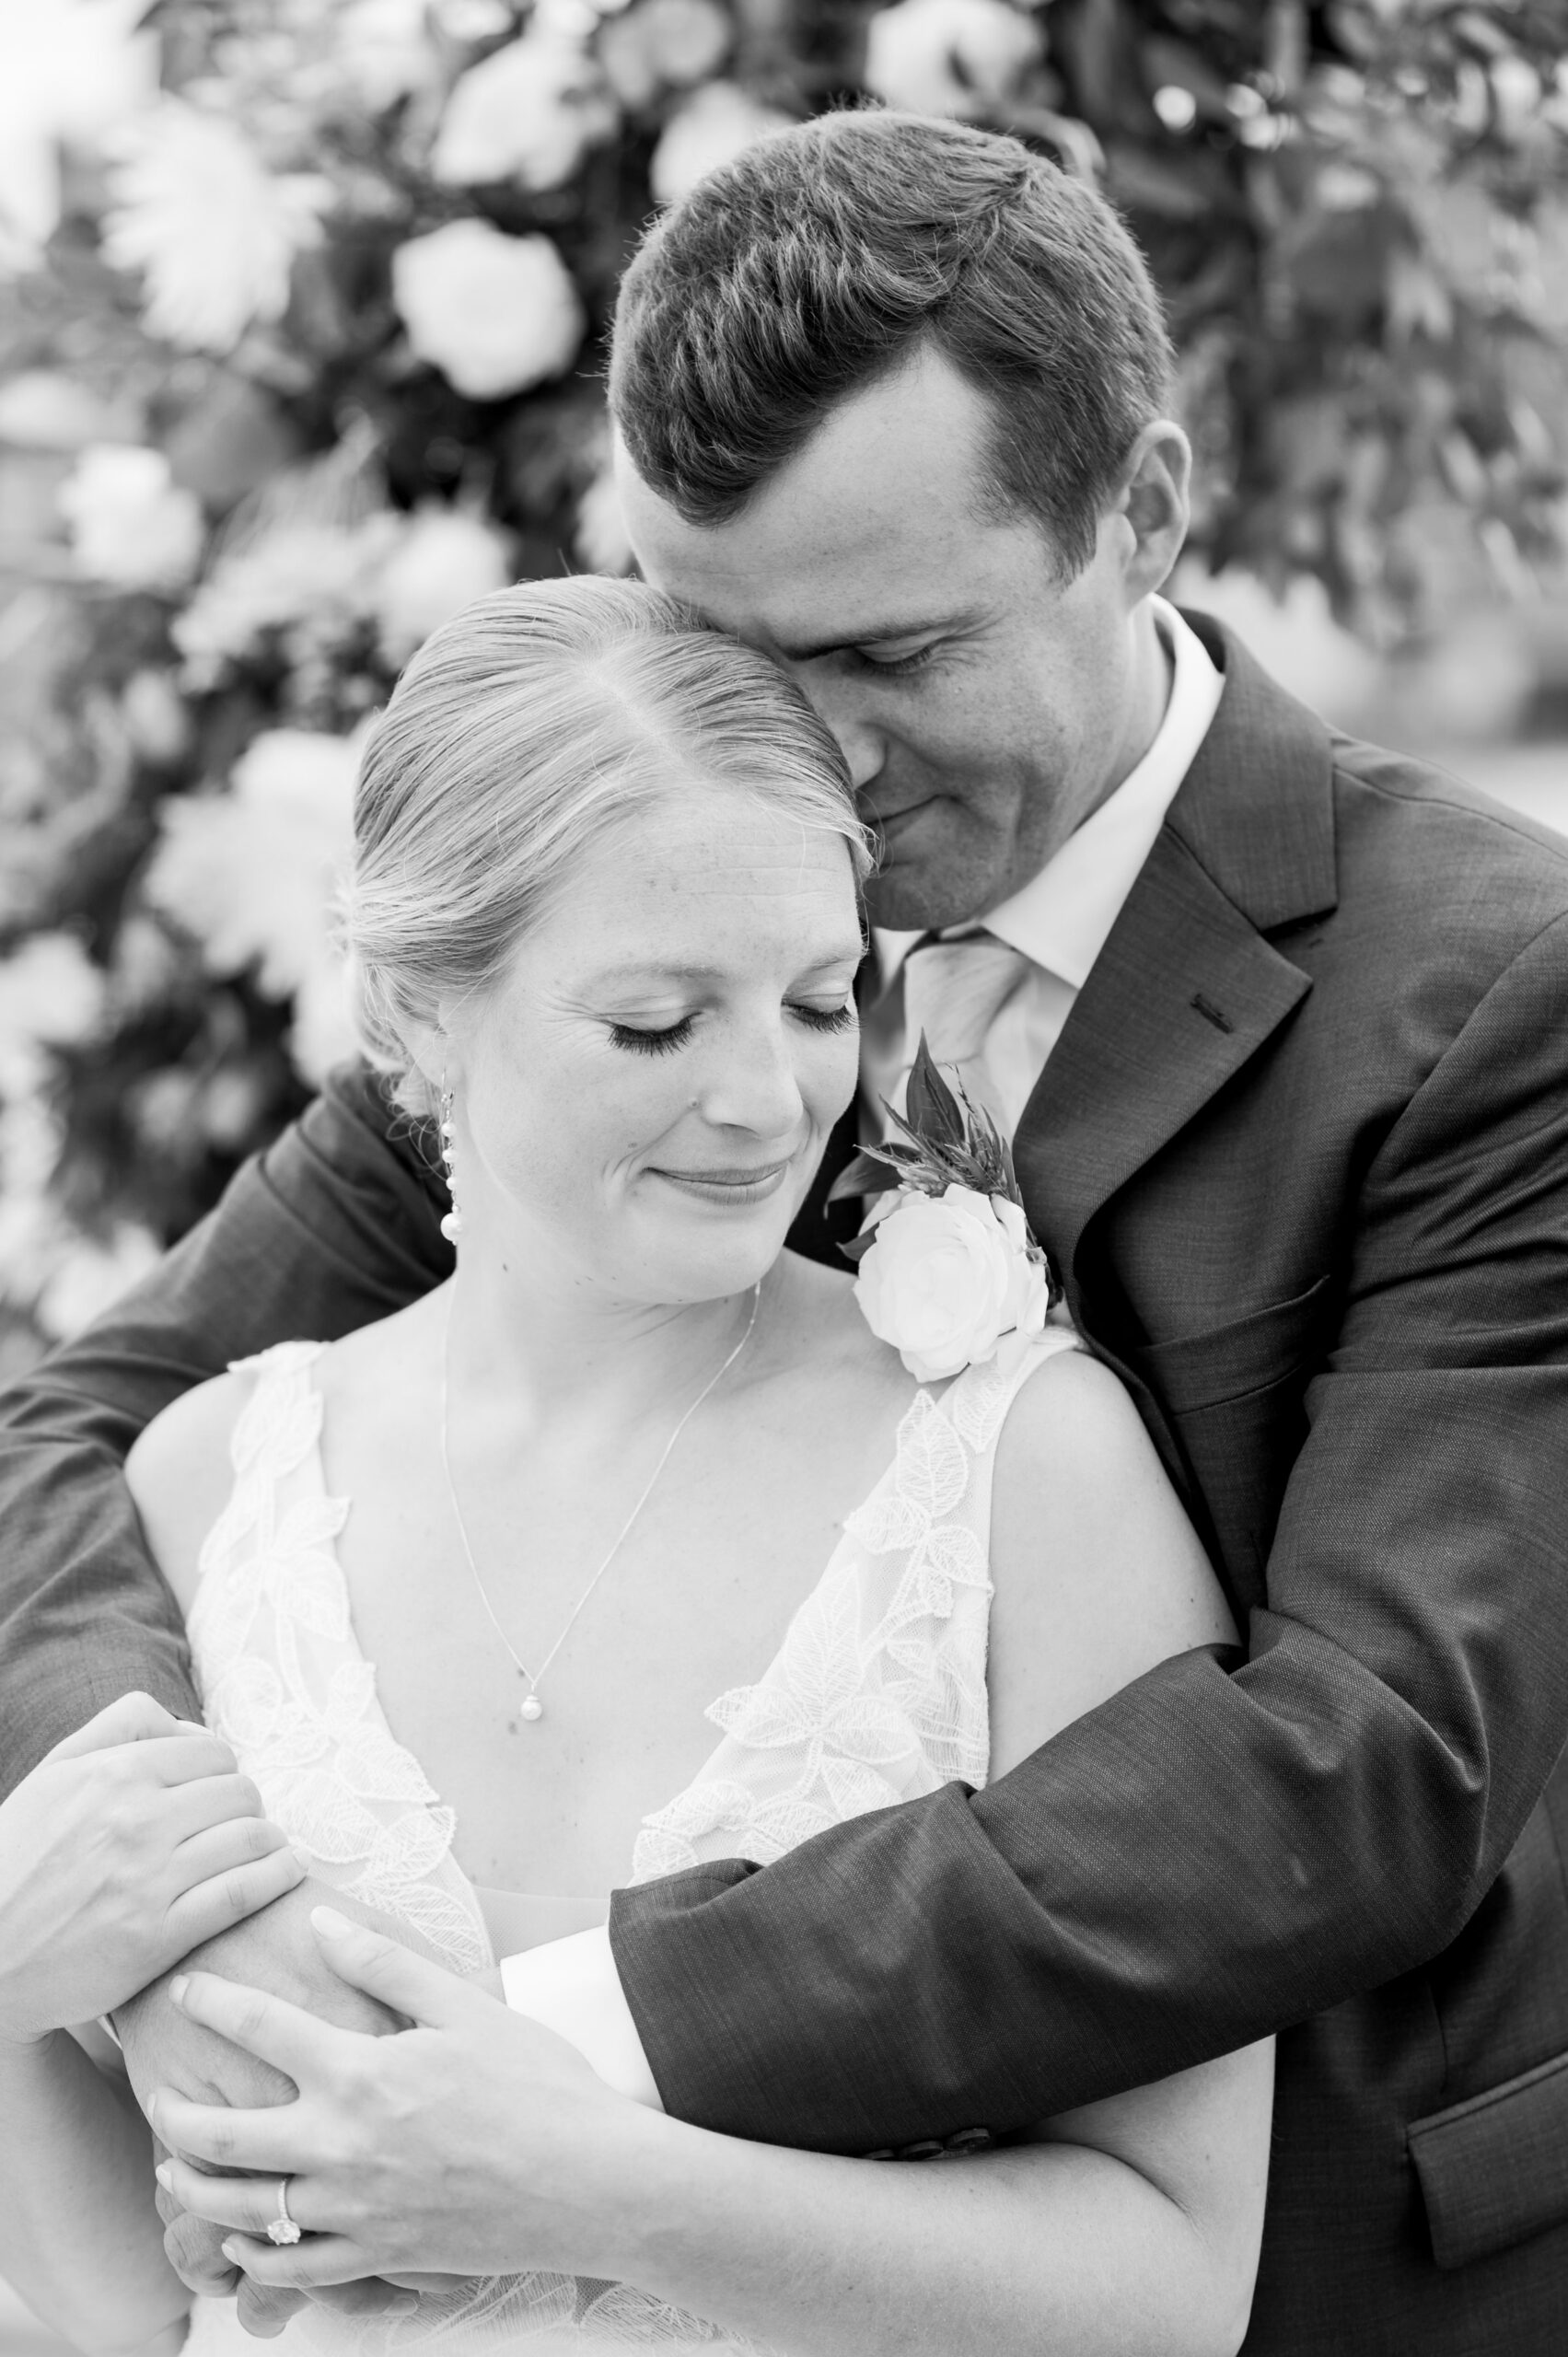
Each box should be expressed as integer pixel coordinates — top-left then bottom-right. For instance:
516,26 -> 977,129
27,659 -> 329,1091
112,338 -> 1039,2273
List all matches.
119,1876 -> 417,2335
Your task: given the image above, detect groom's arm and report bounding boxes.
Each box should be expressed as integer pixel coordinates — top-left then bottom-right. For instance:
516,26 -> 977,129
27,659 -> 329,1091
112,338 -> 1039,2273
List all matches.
0,1061 -> 447,1794
602,911 -> 1568,2153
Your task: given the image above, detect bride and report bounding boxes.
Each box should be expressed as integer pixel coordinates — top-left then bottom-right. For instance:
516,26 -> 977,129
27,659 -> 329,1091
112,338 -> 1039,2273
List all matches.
0,578 -> 1271,2356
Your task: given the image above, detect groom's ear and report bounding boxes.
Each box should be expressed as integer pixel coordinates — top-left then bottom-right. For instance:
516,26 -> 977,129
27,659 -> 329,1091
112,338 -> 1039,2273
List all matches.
1111,421 -> 1192,603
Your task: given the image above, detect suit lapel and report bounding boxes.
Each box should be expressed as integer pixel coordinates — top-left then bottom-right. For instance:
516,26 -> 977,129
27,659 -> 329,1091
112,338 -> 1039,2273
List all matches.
1017,831 -> 1312,1279
1016,616 -> 1339,1288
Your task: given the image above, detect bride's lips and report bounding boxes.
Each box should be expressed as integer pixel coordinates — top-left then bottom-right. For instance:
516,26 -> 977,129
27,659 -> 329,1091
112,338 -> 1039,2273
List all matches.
650,1159 -> 793,1206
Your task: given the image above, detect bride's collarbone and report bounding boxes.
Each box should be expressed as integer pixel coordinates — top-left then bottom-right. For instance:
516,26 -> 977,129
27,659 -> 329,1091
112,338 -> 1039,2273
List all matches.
312,1318 -> 918,1890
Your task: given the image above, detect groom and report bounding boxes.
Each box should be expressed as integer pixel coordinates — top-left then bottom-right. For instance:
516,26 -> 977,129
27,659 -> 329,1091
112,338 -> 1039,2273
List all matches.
6,110 -> 1568,2352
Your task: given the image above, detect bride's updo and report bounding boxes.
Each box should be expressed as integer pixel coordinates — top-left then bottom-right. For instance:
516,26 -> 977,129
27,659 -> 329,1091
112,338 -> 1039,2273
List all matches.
343,575 -> 870,1111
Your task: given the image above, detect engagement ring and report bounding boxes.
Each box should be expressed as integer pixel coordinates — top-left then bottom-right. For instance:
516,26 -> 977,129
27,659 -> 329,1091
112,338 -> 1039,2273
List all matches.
266,2178 -> 302,2247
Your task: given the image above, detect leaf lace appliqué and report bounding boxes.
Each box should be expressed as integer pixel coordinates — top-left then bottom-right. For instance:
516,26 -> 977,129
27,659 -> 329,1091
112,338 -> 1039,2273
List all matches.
630,1340 -> 1066,1886
187,1341 -> 490,1980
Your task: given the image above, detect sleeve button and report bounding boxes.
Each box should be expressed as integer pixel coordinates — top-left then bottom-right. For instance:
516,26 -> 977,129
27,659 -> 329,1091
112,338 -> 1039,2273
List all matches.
943,2127 -> 994,2156
895,2140 -> 946,2162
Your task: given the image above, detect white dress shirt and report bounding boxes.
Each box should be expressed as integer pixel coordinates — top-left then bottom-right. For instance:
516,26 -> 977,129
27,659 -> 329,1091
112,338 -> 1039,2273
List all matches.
863,595 -> 1224,1137
499,595 -> 1224,2100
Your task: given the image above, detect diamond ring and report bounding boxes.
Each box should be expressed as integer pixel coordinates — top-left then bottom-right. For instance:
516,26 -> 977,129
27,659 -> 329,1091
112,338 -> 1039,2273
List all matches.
266,2177 -> 302,2247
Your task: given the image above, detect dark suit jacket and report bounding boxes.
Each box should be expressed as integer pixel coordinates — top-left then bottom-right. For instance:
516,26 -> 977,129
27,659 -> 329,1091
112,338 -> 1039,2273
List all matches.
4,617 -> 1568,2351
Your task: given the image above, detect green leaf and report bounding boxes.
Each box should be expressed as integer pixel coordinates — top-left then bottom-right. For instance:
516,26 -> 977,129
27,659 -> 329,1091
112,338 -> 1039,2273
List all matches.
838,1231 -> 877,1264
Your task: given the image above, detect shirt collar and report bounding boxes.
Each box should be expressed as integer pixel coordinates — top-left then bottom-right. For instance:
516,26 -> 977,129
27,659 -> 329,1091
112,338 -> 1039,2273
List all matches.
873,595 -> 1224,995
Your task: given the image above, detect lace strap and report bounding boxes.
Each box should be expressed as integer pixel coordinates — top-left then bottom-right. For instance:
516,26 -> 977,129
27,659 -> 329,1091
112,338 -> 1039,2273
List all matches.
196,1341 -> 327,1576
942,1323 -> 1081,1457
186,1339 -> 492,1980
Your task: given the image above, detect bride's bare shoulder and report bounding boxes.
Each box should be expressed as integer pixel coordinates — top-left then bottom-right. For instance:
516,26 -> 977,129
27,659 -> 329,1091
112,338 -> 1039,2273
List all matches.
987,1345 -> 1237,1778
125,1298 -> 441,1611
125,1363 -> 260,1612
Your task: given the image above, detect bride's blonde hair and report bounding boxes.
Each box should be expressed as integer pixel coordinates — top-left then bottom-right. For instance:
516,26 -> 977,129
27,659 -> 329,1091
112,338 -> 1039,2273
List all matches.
343,575 -> 871,1113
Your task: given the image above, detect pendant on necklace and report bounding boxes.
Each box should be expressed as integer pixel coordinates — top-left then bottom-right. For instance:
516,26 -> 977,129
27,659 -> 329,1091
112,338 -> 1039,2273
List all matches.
519,1693 -> 544,1722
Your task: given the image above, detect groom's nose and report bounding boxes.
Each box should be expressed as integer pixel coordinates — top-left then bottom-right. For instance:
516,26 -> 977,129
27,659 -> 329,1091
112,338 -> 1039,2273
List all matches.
791,673 -> 884,792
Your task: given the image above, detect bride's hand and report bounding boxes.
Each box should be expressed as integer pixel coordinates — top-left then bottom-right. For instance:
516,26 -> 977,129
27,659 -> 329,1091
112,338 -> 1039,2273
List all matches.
149,1906 -> 666,2288
0,1692 -> 305,2047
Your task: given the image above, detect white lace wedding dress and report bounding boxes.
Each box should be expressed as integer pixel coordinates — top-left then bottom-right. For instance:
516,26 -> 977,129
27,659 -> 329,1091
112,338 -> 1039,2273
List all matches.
180,1325 -> 1077,2353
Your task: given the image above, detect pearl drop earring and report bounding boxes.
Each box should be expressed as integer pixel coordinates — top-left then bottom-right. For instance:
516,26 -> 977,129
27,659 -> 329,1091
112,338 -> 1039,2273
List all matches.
438,1078 -> 464,1246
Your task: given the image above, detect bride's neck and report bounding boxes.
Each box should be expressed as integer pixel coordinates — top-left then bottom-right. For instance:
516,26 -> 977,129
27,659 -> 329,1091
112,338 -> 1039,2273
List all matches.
443,1237 -> 768,1436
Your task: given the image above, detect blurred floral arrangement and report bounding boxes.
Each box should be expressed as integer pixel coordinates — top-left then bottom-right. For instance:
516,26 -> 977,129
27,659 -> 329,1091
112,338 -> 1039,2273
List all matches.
0,0 -> 1566,1365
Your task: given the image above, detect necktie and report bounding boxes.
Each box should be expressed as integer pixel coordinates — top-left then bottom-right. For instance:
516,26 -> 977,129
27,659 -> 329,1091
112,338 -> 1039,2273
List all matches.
893,932 -> 1033,1131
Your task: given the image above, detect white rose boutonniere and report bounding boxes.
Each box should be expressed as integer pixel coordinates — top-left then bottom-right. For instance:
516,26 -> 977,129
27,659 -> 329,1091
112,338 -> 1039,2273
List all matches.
831,1035 -> 1058,1383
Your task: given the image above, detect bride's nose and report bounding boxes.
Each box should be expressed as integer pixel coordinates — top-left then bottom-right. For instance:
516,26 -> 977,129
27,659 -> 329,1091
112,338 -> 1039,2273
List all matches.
694,1016 -> 807,1139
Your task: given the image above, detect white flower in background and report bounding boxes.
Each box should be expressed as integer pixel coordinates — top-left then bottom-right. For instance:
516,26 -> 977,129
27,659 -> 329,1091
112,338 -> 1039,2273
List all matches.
649,82 -> 794,208
372,506 -> 514,661
145,728 -> 363,1083
432,31 -> 618,192
853,1182 -> 1048,1383
574,467 -> 635,575
330,0 -> 438,113
434,0 -> 514,36
121,670 -> 193,767
0,0 -> 159,264
0,932 -> 107,1097
391,222 -> 586,401
57,446 -> 205,592
102,100 -> 331,354
598,0 -> 731,110
172,515 -> 402,688
863,0 -> 1040,120
0,372 -> 128,451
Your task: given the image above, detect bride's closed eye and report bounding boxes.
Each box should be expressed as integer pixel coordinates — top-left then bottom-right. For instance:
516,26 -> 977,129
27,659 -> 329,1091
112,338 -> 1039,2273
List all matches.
609,1003 -> 857,1057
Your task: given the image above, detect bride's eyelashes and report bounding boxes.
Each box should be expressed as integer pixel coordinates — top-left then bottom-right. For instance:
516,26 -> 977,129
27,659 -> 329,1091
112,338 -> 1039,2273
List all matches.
608,1003 -> 857,1057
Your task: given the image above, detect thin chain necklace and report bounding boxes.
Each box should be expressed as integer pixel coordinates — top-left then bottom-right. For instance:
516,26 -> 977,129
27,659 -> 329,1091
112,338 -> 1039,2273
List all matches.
438,1284 -> 762,1724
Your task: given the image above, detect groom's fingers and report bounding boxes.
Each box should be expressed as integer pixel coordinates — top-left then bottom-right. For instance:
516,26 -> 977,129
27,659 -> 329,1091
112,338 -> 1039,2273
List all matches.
163,2210 -> 243,2298
224,2232 -> 376,2291
309,1905 -> 470,2026
235,2278 -> 308,2339
286,2278 -> 415,2318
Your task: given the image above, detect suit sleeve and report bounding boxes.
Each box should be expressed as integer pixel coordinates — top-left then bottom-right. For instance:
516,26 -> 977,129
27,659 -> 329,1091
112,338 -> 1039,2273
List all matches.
608,911 -> 1568,2154
0,1062 -> 448,1794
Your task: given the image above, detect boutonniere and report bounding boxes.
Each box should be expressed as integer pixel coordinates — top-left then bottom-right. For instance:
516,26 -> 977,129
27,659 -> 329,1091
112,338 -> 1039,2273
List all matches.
828,1034 -> 1062,1383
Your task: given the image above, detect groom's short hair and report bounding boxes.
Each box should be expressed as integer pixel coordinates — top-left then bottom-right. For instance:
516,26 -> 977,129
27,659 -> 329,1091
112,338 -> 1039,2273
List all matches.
610,110 -> 1176,578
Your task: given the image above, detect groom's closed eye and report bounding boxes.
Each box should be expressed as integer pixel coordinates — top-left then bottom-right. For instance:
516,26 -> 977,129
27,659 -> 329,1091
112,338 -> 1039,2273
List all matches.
846,642 -> 943,676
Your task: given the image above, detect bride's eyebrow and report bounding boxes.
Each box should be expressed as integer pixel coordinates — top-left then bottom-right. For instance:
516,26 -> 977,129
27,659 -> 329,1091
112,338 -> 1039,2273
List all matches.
585,961 -> 725,987
585,945 -> 863,991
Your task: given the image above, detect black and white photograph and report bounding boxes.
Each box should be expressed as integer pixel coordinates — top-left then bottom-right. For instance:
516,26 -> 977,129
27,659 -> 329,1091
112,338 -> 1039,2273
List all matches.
3,3 -> 1568,2351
